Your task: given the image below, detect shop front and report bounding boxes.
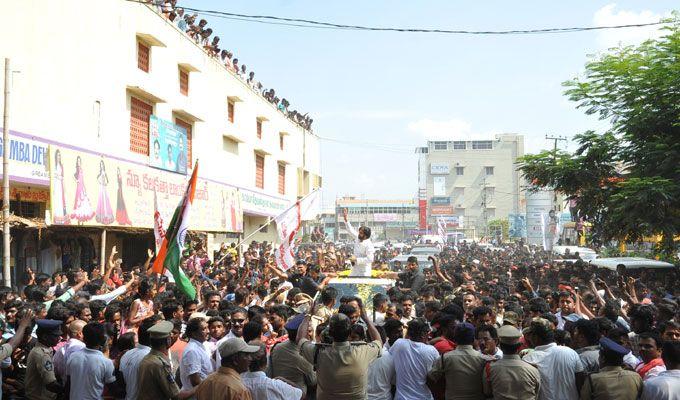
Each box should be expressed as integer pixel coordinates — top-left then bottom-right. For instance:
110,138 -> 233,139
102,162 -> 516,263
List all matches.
240,189 -> 291,244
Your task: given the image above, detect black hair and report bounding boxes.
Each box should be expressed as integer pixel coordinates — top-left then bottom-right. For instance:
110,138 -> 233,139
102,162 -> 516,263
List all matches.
476,324 -> 498,339
407,319 -> 430,341
472,306 -> 493,318
638,331 -> 662,349
662,340 -> 680,366
499,341 -> 522,355
162,300 -> 182,320
329,313 -> 352,342
270,305 -> 291,321
83,322 -> 108,348
117,332 -> 137,353
574,319 -> 600,346
247,305 -> 265,320
321,287 -> 338,305
338,304 -> 357,317
360,226 -> 371,239
440,303 -> 465,322
138,315 -> 161,346
185,316 -> 206,338
530,321 -> 555,344
242,321 -> 263,343
555,329 -> 572,346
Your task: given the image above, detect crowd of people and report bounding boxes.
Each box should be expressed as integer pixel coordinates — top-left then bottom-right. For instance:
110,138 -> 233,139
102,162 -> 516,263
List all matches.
144,0 -> 314,132
0,232 -> 678,399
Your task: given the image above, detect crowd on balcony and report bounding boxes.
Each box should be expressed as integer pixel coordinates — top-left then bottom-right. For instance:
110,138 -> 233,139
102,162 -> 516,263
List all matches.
146,0 -> 314,132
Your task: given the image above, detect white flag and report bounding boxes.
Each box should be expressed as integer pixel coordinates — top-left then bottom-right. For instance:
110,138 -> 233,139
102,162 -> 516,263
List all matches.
274,190 -> 321,271
437,217 -> 447,243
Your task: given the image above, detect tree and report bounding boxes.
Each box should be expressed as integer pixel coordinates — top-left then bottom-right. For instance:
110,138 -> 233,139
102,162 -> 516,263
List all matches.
519,17 -> 680,256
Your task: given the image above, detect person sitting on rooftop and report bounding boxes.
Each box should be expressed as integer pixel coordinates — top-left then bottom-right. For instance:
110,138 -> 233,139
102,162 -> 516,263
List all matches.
174,8 -> 186,30
200,28 -> 213,47
206,36 -> 220,57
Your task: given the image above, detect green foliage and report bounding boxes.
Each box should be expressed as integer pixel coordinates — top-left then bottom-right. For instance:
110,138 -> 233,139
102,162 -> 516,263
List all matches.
519,17 -> 680,256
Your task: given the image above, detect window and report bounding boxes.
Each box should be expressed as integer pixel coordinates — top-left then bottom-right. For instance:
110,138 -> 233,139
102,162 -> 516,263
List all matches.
137,41 -> 150,72
227,100 -> 235,123
485,166 -> 494,175
485,187 -> 495,203
455,166 -> 464,176
175,118 -> 192,169
129,96 -> 153,155
279,133 -> 285,150
472,140 -> 493,150
453,141 -> 466,150
433,141 -> 448,150
223,137 -> 239,154
278,163 -> 286,195
179,68 -> 189,96
255,153 -> 264,189
256,119 -> 262,139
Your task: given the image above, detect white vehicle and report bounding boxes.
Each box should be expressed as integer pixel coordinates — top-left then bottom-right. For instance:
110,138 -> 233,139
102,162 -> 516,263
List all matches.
323,277 -> 396,312
419,235 -> 445,245
553,246 -> 599,261
410,245 -> 440,256
589,257 -> 675,273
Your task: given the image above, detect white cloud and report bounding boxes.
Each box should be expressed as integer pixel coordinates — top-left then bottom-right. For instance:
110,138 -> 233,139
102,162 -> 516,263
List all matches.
593,4 -> 668,49
407,118 -> 499,141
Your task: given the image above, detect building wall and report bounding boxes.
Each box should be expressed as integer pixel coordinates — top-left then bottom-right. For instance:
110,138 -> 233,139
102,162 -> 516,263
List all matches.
0,0 -> 321,231
335,198 -> 418,242
422,134 -> 524,237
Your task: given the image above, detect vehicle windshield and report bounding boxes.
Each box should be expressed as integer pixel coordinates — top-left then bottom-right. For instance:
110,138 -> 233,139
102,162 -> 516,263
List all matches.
326,280 -> 394,311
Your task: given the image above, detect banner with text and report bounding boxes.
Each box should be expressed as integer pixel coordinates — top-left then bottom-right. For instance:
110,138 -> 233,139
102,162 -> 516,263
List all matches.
149,116 -> 188,175
49,145 -> 242,232
0,133 -> 49,185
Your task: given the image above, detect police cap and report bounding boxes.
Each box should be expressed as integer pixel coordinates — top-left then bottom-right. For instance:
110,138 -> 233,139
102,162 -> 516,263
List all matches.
148,320 -> 174,339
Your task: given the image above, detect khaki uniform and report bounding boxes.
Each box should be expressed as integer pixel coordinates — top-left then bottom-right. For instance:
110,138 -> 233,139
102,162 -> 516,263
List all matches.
137,349 -> 181,400
195,367 -> 252,400
313,304 -> 334,323
429,344 -> 486,400
579,366 -> 642,400
267,339 -> 316,397
300,339 -> 381,400
25,342 -> 57,400
482,354 -> 541,400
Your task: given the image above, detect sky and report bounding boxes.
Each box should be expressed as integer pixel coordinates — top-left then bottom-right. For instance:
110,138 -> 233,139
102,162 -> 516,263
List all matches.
185,1 -> 676,206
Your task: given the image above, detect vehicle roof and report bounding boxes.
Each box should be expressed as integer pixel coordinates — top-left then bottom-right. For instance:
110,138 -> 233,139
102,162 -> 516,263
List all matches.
590,257 -> 674,269
328,277 -> 396,285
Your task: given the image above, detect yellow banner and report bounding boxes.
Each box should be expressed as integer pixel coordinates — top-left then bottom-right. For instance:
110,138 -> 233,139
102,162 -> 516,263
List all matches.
49,145 -> 243,232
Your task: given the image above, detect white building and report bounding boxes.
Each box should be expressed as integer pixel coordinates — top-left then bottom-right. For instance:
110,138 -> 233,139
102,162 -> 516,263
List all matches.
416,134 -> 524,239
0,0 -> 321,280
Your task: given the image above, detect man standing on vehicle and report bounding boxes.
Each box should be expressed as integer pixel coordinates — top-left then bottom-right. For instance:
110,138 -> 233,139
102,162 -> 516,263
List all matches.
343,208 -> 375,277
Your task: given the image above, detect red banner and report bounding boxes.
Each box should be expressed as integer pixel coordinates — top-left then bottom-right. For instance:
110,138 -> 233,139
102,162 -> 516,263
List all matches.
419,199 -> 427,229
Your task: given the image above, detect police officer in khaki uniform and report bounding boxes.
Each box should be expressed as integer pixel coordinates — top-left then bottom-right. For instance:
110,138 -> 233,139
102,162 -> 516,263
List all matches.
579,337 -> 642,400
137,320 -> 194,400
482,325 -> 541,400
297,300 -> 382,400
26,319 -> 63,400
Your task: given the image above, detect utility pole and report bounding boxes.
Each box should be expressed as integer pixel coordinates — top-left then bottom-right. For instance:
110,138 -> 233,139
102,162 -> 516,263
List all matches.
2,59 -> 11,287
545,134 -> 568,213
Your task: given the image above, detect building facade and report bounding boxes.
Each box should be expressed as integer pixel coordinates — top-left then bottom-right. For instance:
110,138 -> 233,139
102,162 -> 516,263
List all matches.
335,197 -> 418,242
416,134 -> 524,239
0,0 -> 321,283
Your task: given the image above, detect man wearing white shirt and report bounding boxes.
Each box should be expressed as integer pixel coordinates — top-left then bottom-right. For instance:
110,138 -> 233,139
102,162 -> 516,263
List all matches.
53,319 -> 86,383
367,330 -> 396,400
65,322 -> 116,400
120,317 -> 157,400
241,344 -> 302,400
641,340 -> 680,400
390,319 -> 439,400
180,318 -> 214,392
522,318 -> 585,400
343,208 -> 375,277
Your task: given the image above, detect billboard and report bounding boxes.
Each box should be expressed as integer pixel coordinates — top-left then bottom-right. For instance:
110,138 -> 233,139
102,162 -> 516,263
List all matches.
149,116 -> 188,175
430,163 -> 450,175
49,145 -> 242,232
508,213 -> 527,238
526,189 -> 553,246
0,133 -> 49,185
374,213 -> 400,222
430,205 -> 454,215
431,197 -> 450,205
433,176 -> 446,196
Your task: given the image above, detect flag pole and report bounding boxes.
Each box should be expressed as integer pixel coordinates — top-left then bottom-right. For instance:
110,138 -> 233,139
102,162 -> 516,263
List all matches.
216,188 -> 320,266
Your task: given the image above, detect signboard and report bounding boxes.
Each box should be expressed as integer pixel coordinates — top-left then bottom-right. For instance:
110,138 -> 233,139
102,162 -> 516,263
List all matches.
430,163 -> 450,175
430,205 -> 454,215
438,215 -> 464,228
386,221 -> 417,228
0,186 -> 49,203
508,213 -> 527,238
0,133 -> 49,185
374,213 -> 399,222
240,190 -> 290,218
418,199 -> 427,229
431,197 -> 450,205
526,190 -> 553,245
49,145 -> 242,232
149,116 -> 188,175
433,176 -> 446,196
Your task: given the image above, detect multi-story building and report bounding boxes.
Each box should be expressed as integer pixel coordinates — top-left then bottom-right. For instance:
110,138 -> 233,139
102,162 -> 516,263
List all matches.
416,134 -> 524,239
0,0 -> 321,283
335,197 -> 419,242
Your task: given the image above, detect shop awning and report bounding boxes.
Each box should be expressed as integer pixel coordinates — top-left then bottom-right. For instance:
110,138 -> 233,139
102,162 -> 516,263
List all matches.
0,215 -> 47,230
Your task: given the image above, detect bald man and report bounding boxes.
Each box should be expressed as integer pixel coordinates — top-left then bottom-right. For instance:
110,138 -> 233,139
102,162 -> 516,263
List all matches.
54,319 -> 87,382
